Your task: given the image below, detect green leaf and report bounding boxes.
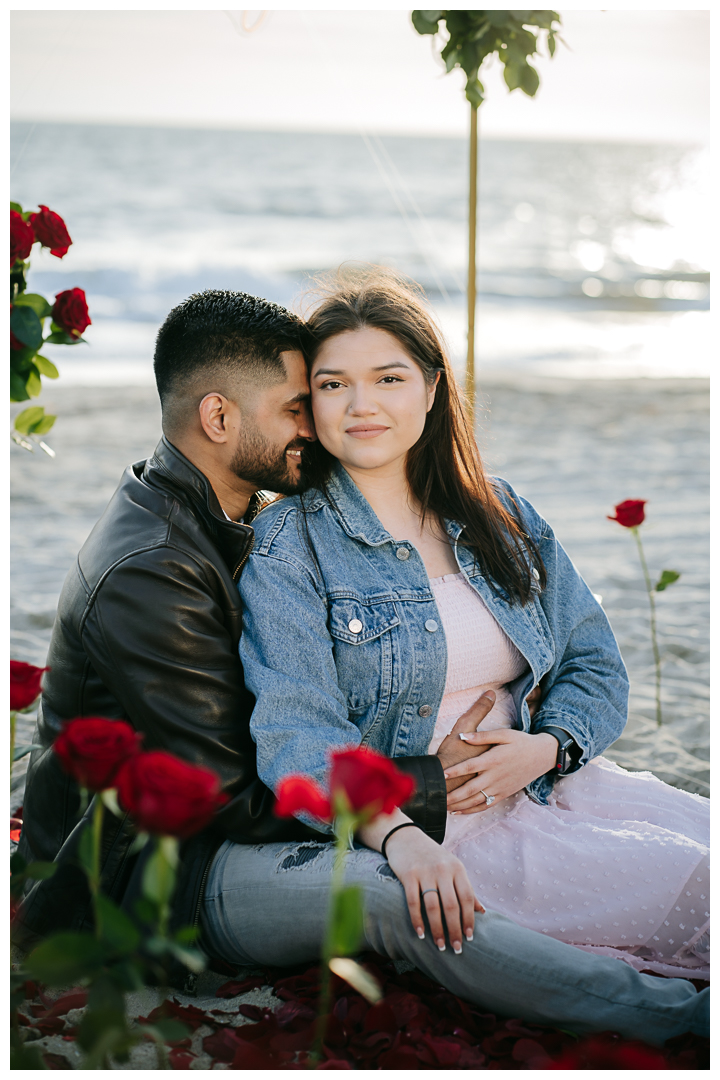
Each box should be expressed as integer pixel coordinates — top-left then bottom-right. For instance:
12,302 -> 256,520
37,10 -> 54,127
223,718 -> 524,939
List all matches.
328,957 -> 383,1004
519,62 -> 540,96
25,366 -> 42,398
10,1038 -> 47,1070
465,78 -> 485,107
12,743 -> 43,760
142,844 -> 177,907
22,860 -> 58,881
655,569 -> 681,592
25,931 -> 107,985
548,30 -> 556,57
95,894 -> 141,954
13,292 -> 53,319
10,370 -> 31,402
33,354 -> 59,378
502,61 -> 522,91
101,787 -> 123,818
13,406 -> 45,434
174,925 -> 200,945
45,330 -> 80,345
328,885 -> 365,956
10,201 -> 24,213
411,10 -> 442,36
10,305 -> 43,350
31,412 -> 56,435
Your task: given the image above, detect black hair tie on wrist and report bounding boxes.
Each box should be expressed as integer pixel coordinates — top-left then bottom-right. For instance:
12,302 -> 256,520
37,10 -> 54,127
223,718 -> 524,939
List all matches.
381,821 -> 420,861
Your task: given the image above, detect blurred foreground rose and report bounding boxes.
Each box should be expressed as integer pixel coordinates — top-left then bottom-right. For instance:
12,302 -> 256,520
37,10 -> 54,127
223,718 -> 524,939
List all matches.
52,287 -> 91,337
607,499 -> 646,528
116,750 -> 228,838
29,205 -> 72,258
275,775 -> 332,821
10,660 -> 48,711
54,717 -> 142,792
330,746 -> 415,818
10,210 -> 34,266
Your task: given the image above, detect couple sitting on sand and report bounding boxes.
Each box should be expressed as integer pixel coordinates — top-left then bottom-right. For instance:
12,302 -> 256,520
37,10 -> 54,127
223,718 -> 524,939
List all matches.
15,268 -> 709,1043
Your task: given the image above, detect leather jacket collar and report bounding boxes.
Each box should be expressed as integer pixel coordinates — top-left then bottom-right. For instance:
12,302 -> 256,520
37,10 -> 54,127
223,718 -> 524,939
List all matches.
143,435 -> 255,578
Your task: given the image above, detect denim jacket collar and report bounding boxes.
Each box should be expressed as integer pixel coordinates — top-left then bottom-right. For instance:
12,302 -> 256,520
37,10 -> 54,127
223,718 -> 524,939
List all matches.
321,464 -> 465,547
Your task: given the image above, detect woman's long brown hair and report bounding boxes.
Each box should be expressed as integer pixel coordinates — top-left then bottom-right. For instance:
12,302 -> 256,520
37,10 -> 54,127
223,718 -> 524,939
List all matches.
301,266 -> 546,604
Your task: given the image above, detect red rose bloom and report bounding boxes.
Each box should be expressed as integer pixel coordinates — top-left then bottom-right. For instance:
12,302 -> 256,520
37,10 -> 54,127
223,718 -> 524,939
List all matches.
607,499 -> 647,529
10,210 -> 35,266
52,288 -> 91,338
10,661 -> 48,711
53,717 -> 142,792
275,775 -> 332,822
29,205 -> 72,258
330,746 -> 415,819
116,751 -> 228,838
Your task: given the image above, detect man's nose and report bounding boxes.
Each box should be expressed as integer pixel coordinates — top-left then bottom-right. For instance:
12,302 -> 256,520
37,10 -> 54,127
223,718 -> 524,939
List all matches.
298,400 -> 316,441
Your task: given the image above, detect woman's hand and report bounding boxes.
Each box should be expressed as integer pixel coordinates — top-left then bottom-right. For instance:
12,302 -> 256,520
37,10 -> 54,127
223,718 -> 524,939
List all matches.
383,825 -> 484,954
443,729 -> 558,812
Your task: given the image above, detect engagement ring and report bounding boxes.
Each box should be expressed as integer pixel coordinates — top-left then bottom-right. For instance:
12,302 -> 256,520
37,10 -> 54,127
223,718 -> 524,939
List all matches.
479,789 -> 496,806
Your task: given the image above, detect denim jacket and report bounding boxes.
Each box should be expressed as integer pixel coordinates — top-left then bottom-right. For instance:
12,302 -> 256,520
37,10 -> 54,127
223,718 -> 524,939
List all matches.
239,466 -> 628,828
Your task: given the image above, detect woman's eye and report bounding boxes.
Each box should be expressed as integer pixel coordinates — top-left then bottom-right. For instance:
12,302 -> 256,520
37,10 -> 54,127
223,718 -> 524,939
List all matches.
379,375 -> 403,384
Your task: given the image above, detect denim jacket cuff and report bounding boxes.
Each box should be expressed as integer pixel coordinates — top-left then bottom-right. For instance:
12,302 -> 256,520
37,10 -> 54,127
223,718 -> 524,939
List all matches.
393,755 -> 447,844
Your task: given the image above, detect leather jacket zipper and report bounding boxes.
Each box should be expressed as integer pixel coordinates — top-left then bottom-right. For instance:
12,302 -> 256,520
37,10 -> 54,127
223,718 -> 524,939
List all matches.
232,533 -> 255,582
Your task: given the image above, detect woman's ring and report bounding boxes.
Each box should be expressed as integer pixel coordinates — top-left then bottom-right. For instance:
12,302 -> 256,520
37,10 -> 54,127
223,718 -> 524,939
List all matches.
479,789 -> 496,806
421,888 -> 439,897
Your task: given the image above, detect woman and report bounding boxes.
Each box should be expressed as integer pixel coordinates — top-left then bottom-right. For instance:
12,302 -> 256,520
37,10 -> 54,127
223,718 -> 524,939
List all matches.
238,268 -> 709,978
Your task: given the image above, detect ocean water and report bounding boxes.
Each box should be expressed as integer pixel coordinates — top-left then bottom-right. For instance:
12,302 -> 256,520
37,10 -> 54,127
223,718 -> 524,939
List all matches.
10,122 -> 710,384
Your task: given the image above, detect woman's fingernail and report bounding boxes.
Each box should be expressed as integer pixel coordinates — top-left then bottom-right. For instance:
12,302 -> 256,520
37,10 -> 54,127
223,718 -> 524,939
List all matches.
465,930 -> 474,941
453,941 -> 462,955
416,927 -> 425,939
483,691 -> 495,699
436,939 -> 446,951
458,733 -> 470,742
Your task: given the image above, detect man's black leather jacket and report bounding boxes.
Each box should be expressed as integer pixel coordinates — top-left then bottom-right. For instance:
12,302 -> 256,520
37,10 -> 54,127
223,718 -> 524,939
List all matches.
13,437 -> 447,976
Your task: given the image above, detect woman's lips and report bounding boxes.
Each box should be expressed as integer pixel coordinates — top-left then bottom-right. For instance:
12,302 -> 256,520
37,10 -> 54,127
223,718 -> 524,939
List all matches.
344,425 -> 389,439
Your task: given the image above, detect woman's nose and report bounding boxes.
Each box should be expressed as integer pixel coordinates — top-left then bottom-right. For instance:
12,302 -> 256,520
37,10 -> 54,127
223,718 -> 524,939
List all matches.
348,385 -> 378,415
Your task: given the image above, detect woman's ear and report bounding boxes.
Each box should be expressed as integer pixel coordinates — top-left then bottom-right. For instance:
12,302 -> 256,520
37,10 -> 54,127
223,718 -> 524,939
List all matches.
426,370 -> 442,412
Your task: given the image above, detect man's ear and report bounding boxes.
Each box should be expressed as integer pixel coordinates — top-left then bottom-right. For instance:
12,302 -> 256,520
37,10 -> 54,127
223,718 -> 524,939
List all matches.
198,392 -> 232,444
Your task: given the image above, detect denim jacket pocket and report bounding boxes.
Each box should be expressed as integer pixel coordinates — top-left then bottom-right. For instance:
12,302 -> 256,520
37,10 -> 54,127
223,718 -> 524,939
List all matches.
328,596 -> 399,721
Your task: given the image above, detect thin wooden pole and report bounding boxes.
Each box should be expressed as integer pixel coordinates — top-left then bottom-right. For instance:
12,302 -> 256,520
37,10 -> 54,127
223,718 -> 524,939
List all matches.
466,104 -> 478,423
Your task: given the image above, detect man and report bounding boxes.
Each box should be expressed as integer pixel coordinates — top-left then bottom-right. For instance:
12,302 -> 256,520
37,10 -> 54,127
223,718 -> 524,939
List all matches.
15,290 -> 707,1045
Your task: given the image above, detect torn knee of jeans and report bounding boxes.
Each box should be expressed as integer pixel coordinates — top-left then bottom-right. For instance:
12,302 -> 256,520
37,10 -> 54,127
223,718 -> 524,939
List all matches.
278,842 -> 330,872
375,862 -> 399,884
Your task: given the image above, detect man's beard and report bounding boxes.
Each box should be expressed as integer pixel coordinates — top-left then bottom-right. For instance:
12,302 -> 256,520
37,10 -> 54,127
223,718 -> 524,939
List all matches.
229,426 -> 310,496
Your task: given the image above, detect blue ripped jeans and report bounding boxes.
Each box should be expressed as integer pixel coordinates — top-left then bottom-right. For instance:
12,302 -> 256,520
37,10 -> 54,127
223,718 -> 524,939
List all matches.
200,839 -> 708,1046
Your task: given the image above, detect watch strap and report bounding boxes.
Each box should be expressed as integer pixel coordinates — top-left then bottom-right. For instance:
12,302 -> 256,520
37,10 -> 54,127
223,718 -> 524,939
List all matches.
540,726 -> 576,774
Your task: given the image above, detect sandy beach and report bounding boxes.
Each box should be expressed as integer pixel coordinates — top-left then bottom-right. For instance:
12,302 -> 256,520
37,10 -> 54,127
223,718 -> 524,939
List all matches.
11,376 -> 709,811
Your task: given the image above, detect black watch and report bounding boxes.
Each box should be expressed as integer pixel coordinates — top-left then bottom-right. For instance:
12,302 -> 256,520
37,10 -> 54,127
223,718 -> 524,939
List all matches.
541,726 -> 576,775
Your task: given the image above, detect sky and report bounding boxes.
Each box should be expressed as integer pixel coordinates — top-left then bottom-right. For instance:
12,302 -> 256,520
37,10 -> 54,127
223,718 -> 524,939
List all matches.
10,6 -> 710,144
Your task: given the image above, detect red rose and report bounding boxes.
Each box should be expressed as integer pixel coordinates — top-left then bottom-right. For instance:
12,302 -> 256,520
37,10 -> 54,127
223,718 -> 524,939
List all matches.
330,747 -> 415,819
29,205 -> 72,259
10,661 -> 48,711
116,751 -> 228,838
275,775 -> 332,822
11,210 -> 35,266
549,1034 -> 667,1069
607,499 -> 647,529
52,288 -> 91,338
53,717 -> 142,792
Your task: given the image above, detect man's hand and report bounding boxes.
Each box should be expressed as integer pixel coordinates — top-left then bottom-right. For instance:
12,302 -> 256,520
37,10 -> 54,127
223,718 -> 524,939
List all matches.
444,729 -> 558,812
436,684 -> 543,802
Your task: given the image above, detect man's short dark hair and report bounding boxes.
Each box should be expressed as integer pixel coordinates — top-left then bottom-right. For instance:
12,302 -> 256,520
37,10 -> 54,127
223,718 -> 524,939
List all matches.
153,290 -> 306,435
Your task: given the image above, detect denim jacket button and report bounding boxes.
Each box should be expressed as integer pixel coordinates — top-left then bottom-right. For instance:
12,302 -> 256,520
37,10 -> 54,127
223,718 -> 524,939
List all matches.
424,619 -> 439,632
418,704 -> 432,717
396,547 -> 411,560
348,619 -> 363,634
